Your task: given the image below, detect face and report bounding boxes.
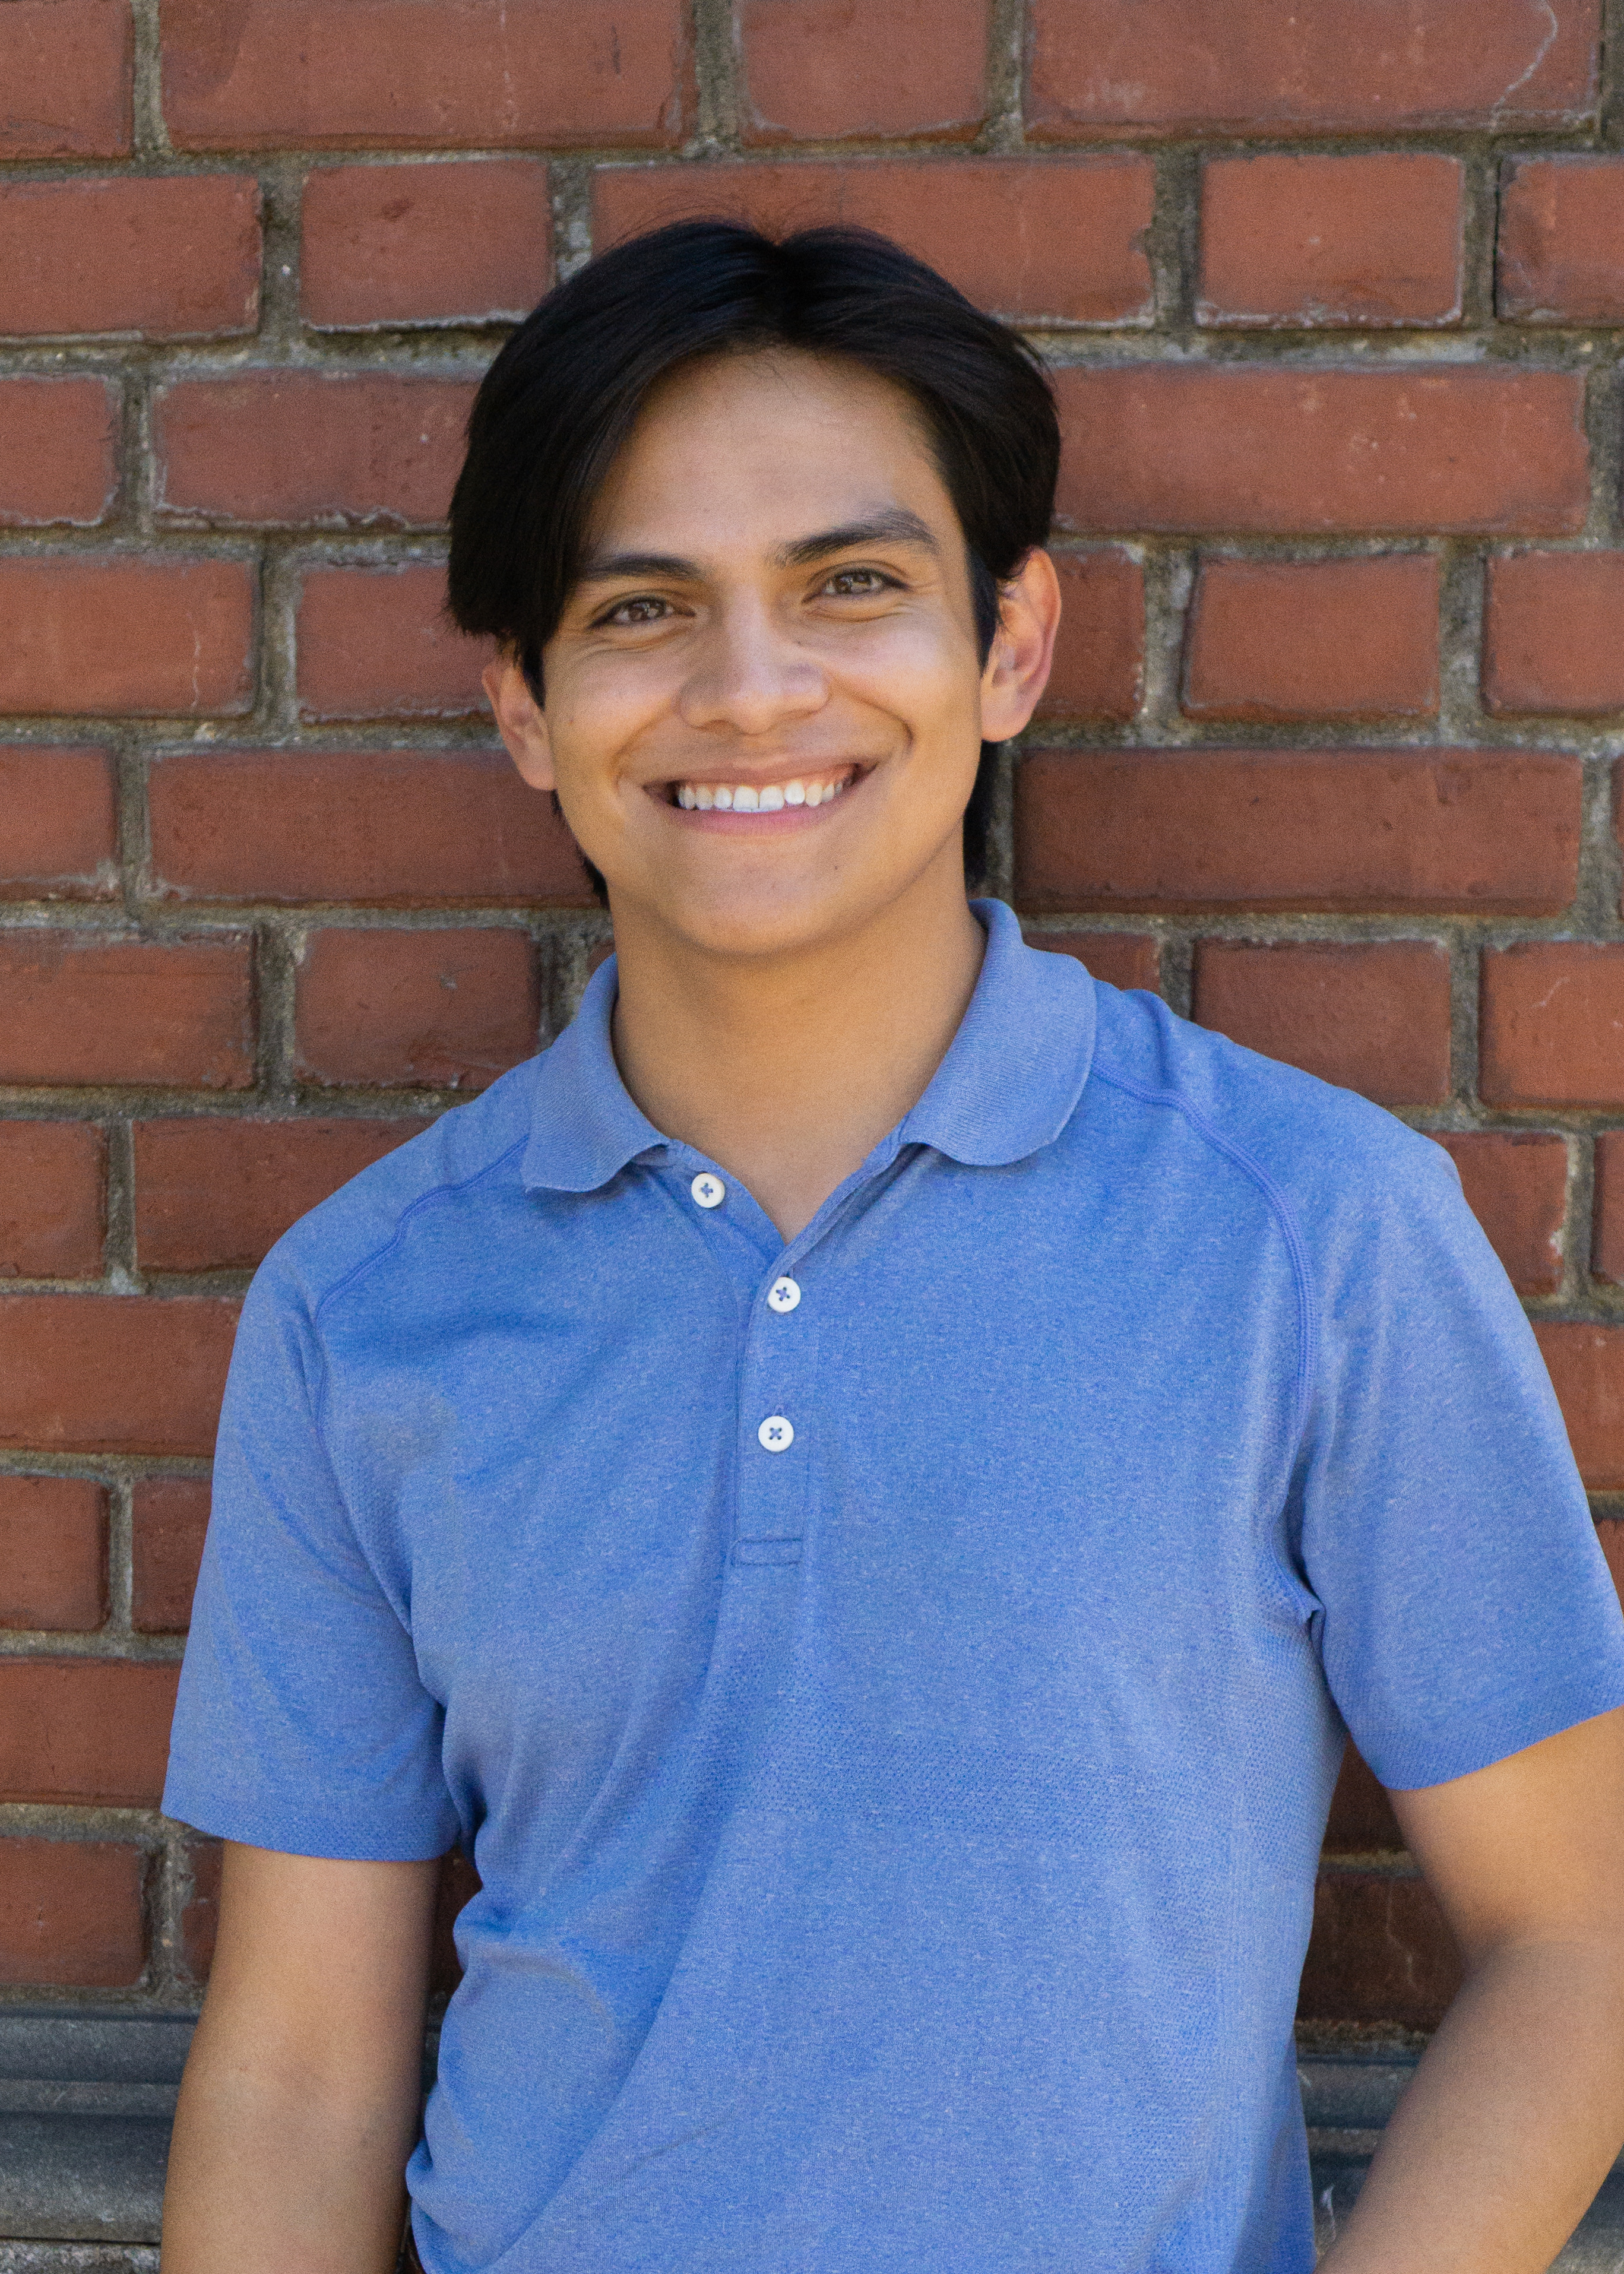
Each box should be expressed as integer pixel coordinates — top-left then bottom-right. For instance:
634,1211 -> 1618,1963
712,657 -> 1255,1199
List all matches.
484,349 -> 1058,962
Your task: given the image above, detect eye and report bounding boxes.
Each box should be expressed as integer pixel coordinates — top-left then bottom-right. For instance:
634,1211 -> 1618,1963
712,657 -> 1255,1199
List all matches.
820,568 -> 895,598
599,594 -> 673,628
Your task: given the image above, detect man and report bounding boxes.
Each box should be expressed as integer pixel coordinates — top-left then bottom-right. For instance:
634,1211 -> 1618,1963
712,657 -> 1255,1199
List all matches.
161,223 -> 1624,2273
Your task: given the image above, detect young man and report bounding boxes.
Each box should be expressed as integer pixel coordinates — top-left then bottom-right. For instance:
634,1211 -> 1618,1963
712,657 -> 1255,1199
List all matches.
162,224 -> 1624,2273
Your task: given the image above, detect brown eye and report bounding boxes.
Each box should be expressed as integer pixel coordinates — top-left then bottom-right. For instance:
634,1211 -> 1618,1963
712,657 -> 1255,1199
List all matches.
606,596 -> 670,626
823,569 -> 889,597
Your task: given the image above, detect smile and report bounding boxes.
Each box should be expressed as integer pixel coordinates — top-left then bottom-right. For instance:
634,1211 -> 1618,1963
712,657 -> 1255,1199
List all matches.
666,764 -> 860,812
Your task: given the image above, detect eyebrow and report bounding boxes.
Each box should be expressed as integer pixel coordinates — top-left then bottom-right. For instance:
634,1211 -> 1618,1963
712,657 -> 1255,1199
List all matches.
574,508 -> 942,589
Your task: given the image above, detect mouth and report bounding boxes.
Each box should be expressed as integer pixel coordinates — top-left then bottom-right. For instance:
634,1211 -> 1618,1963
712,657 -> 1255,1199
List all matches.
655,762 -> 865,814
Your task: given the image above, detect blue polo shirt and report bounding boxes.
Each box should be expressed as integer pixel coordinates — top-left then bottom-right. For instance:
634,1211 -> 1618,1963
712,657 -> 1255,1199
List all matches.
164,897 -> 1624,2274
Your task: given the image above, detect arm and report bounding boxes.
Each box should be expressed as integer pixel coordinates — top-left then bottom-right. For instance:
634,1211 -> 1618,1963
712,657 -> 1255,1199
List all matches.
1319,1703 -> 1624,2274
162,1841 -> 441,2274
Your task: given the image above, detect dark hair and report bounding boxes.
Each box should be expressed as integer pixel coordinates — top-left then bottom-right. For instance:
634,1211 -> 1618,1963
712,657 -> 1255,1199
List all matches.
448,219 -> 1059,903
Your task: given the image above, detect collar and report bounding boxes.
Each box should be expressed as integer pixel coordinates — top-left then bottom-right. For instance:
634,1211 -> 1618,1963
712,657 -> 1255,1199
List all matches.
521,897 -> 1096,1195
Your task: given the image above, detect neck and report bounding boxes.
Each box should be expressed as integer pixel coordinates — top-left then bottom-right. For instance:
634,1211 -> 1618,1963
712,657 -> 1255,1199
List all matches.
607,855 -> 987,1243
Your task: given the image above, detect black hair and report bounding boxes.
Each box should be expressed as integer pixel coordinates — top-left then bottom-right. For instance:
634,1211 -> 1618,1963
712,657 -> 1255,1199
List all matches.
448,218 -> 1060,904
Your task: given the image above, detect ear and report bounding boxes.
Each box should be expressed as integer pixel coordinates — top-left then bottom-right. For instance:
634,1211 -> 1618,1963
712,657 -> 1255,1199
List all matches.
977,548 -> 1061,745
483,654 -> 556,792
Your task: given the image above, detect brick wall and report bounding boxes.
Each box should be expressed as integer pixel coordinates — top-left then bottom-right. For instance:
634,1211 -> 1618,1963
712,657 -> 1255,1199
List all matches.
2,0 -> 1623,2046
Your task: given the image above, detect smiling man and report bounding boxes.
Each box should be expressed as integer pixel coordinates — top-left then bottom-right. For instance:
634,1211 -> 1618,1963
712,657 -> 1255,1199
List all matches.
161,224 -> 1624,2274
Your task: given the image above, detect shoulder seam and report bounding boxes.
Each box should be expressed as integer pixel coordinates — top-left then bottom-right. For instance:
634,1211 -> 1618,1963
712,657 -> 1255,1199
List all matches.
311,1133 -> 528,1333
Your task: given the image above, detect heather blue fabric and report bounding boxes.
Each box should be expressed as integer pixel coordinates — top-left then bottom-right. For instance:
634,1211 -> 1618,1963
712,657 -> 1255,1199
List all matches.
164,897 -> 1624,2274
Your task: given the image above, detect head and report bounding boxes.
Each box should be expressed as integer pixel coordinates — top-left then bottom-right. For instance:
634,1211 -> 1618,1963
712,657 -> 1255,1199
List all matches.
449,220 -> 1060,960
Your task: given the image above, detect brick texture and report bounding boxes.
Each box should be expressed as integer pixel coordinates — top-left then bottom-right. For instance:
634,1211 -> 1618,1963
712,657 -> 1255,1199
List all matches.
1191,941 -> 1452,1105
179,1837 -> 221,1981
0,176 -> 261,339
1323,1744 -> 1403,1856
1297,1871 -> 1461,2032
1534,1324 -> 1624,1490
593,158 -> 1156,324
1483,552 -> 1624,716
737,0 -> 987,142
0,559 -> 254,717
0,1661 -> 180,1806
0,935 -> 254,1090
0,747 -> 118,900
1025,930 -> 1160,993
1499,157 -> 1624,324
131,1477 -> 212,1634
294,928 -> 540,1090
296,565 -> 489,719
302,160 -> 553,328
1480,945 -> 1624,1106
0,1297 -> 239,1456
0,380 -> 116,528
0,1123 -> 106,1279
1037,551 -> 1145,719
1027,0 -> 1599,137
1017,750 -> 1579,916
0,0 -> 131,160
1198,154 -> 1464,328
1593,1132 -> 1624,1287
1599,1521 -> 1624,1609
1183,556 -> 1440,721
0,1476 -> 107,1631
1432,1133 -> 1567,1297
162,0 -> 693,150
0,1838 -> 144,1987
134,1117 -> 427,1271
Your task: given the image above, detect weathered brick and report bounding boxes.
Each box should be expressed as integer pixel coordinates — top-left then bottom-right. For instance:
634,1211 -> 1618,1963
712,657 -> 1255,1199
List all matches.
1484,552 -> 1624,717
1297,1870 -> 1460,2031
134,1117 -> 429,1271
1017,750 -> 1579,917
1480,945 -> 1624,1107
163,0 -> 692,150
1432,1132 -> 1567,1296
295,929 -> 540,1090
1053,368 -> 1590,536
0,1123 -> 106,1279
1598,1519 -> 1624,1609
1322,1743 -> 1403,1856
0,1661 -> 180,1806
302,160 -> 553,328
0,1476 -> 107,1630
179,1836 -> 221,1981
1028,0 -> 1598,137
0,380 -> 117,528
1032,550 -> 1144,719
296,566 -> 488,720
1499,157 -> 1624,324
0,1838 -> 144,1987
131,1476 -> 211,1633
1183,556 -> 1439,721
1199,154 -> 1464,328
0,747 -> 118,900
154,375 -> 474,529
0,0 -> 131,159
1192,942 -> 1452,1105
593,157 -> 1155,323
0,935 -> 254,1090
148,748 -> 589,907
1024,931 -> 1160,994
0,559 -> 255,718
1534,1323 -> 1624,1490
0,1297 -> 238,1456
737,0 -> 987,142
0,176 -> 260,339
1592,1131 -> 1624,1287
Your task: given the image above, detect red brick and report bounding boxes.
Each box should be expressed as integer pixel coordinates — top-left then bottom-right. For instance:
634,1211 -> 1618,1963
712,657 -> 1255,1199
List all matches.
0,1297 -> 238,1456
0,748 -> 118,900
1499,157 -> 1624,324
179,1836 -> 221,1981
0,1124 -> 106,1279
134,1117 -> 429,1271
1024,931 -> 1160,993
1323,1743 -> 1403,1856
1199,154 -> 1464,328
738,0 -> 987,142
295,929 -> 539,1091
131,1476 -> 211,1633
0,1660 -> 179,1805
593,157 -> 1154,324
1480,945 -> 1624,1107
1534,1324 -> 1624,1490
1484,552 -> 1624,717
0,0 -> 131,159
302,160 -> 553,328
0,559 -> 254,718
0,177 -> 260,339
149,748 -> 588,907
1192,942 -> 1452,1105
0,1838 -> 144,1987
1432,1132 -> 1567,1296
155,376 -> 473,530
1028,0 -> 1598,137
1017,750 -> 1579,918
1598,1520 -> 1624,1609
296,566 -> 488,720
1025,549 -> 1144,722
163,0 -> 692,150
430,1844 -> 481,1994
0,381 -> 116,527
1184,556 -> 1439,721
1297,1870 -> 1460,2031
1593,1132 -> 1624,1287
0,1477 -> 107,1630
0,936 -> 253,1090
1053,368 -> 1589,536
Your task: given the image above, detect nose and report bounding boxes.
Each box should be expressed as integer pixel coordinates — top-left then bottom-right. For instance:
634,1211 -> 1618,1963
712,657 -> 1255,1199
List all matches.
676,594 -> 827,737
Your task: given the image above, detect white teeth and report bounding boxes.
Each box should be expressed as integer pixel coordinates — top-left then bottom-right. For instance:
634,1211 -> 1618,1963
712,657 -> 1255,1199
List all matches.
713,785 -> 733,810
759,784 -> 784,812
694,784 -> 714,810
805,781 -> 822,806
678,784 -> 696,809
784,780 -> 806,806
733,784 -> 759,811
675,771 -> 854,810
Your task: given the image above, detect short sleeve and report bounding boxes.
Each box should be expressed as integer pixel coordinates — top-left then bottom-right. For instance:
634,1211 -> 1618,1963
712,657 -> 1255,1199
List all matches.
1295,1140 -> 1624,1792
162,1257 -> 459,1860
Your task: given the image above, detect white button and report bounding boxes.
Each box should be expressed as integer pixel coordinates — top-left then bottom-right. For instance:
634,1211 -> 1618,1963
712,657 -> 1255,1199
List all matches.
767,1277 -> 801,1313
691,1173 -> 726,1209
758,1415 -> 794,1453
